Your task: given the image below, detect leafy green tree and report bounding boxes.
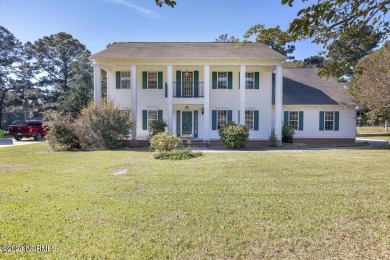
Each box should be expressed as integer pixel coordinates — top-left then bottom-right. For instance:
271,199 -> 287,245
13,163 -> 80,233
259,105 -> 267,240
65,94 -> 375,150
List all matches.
214,34 -> 240,43
57,55 -> 93,115
281,0 -> 389,46
303,55 -> 325,68
319,25 -> 382,79
244,24 -> 296,59
350,43 -> 390,130
0,26 -> 24,128
26,32 -> 91,110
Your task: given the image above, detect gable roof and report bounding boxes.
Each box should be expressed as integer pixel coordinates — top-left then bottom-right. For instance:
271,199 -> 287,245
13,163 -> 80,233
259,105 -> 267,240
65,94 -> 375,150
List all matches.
90,42 -> 286,60
273,68 -> 355,106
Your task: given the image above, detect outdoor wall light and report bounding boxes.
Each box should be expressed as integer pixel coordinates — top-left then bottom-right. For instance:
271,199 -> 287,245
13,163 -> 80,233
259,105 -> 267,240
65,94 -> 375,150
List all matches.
201,107 -> 204,114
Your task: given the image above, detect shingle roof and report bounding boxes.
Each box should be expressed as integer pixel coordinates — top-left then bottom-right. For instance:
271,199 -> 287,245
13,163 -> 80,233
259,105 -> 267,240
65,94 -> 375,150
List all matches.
273,68 -> 355,106
90,42 -> 286,60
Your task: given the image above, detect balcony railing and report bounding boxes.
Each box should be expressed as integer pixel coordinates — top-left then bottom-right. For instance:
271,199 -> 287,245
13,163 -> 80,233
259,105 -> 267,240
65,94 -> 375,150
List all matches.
165,82 -> 204,98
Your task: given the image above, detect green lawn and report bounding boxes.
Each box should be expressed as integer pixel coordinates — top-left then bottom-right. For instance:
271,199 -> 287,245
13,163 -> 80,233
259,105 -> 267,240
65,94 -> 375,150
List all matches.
357,126 -> 390,141
1,143 -> 390,258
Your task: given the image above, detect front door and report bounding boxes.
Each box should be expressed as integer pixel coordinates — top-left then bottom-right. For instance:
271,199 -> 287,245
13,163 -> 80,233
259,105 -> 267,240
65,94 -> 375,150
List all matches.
182,71 -> 193,97
181,111 -> 193,137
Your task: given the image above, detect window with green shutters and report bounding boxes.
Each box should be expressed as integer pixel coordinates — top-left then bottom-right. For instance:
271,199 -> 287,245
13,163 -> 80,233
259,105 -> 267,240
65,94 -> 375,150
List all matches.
142,109 -> 163,130
116,71 -> 131,89
239,72 -> 260,89
142,71 -> 163,89
284,111 -> 304,130
211,109 -> 232,130
319,111 -> 339,131
212,72 -> 233,89
243,110 -> 259,130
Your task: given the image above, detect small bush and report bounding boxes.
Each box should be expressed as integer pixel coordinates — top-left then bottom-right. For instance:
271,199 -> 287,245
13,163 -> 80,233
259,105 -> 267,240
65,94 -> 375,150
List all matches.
46,101 -> 132,151
149,132 -> 182,151
0,129 -> 6,138
218,122 -> 249,148
148,119 -> 167,137
154,150 -> 203,160
282,124 -> 295,143
78,101 -> 132,149
46,112 -> 81,151
268,131 -> 277,147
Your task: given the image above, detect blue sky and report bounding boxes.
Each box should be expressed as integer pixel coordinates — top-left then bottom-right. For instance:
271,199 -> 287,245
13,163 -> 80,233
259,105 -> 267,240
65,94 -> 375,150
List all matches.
0,0 -> 323,59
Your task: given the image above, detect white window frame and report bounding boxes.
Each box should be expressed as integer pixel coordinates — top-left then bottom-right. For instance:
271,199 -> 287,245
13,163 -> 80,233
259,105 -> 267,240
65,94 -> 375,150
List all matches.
217,110 -> 227,129
217,72 -> 228,89
324,111 -> 335,131
147,72 -> 158,89
120,71 -> 131,89
245,72 -> 254,89
289,111 -> 299,130
245,110 -> 254,130
147,110 -> 158,129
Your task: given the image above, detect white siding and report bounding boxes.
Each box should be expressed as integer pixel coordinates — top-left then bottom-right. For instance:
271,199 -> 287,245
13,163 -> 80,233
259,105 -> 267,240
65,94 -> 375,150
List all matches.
107,67 -> 132,109
282,105 -> 356,139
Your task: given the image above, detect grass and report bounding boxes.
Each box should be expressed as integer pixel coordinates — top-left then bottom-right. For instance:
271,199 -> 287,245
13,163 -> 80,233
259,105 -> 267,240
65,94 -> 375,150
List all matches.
1,143 -> 390,258
357,126 -> 390,141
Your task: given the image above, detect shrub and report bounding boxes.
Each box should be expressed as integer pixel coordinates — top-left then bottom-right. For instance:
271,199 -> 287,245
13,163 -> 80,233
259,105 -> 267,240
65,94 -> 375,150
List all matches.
218,122 -> 249,148
46,112 -> 81,151
0,129 -> 5,138
154,150 -> 203,160
282,124 -> 295,143
148,119 -> 167,137
46,101 -> 132,151
78,101 -> 132,149
149,132 -> 182,151
268,131 -> 277,147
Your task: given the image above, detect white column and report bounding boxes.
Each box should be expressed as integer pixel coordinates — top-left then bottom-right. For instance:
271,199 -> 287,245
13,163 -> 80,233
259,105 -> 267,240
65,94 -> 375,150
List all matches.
131,65 -> 137,140
167,65 -> 173,133
239,65 -> 246,125
203,65 -> 210,141
93,64 -> 102,107
275,65 -> 283,146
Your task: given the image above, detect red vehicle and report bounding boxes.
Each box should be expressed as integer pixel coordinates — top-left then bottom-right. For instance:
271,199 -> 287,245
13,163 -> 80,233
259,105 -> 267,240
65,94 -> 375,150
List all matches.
7,120 -> 48,141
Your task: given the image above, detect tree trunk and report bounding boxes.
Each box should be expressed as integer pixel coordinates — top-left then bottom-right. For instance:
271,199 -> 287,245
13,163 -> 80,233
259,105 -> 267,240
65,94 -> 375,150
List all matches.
0,91 -> 6,129
385,120 -> 388,132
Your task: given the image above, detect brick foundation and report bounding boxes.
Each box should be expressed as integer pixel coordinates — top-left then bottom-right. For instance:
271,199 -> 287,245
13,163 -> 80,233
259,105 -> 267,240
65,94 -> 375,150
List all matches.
293,138 -> 355,144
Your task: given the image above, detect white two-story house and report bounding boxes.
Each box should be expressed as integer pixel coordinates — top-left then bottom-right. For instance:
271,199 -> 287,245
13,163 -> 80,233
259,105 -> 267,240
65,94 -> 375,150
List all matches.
90,42 -> 356,146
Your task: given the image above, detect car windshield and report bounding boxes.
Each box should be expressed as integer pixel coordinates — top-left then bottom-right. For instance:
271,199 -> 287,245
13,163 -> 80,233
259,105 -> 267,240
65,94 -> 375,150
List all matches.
26,120 -> 43,126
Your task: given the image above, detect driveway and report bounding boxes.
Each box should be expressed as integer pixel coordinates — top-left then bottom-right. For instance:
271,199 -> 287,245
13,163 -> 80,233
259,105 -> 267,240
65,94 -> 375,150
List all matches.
0,138 -> 46,148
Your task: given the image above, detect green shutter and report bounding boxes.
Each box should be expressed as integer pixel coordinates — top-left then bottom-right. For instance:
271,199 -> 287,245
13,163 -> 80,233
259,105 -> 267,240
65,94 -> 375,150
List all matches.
319,111 -> 325,131
334,111 -> 339,131
212,110 -> 217,130
194,110 -> 198,138
142,72 -> 147,89
176,110 -> 180,137
158,72 -> 163,89
142,110 -> 148,130
116,71 -> 121,89
228,72 -> 233,89
194,70 -> 199,97
284,111 -> 289,126
212,72 -> 217,89
176,70 -> 181,97
227,110 -> 232,122
299,111 -> 304,131
254,110 -> 259,131
254,72 -> 260,89
158,110 -> 163,120
238,72 -> 240,89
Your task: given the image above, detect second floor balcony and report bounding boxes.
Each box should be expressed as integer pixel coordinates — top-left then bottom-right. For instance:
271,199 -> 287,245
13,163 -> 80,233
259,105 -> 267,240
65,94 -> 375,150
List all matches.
165,82 -> 204,98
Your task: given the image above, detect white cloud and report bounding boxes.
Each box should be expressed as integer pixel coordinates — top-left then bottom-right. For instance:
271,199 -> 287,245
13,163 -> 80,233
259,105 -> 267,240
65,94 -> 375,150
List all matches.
106,0 -> 163,20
